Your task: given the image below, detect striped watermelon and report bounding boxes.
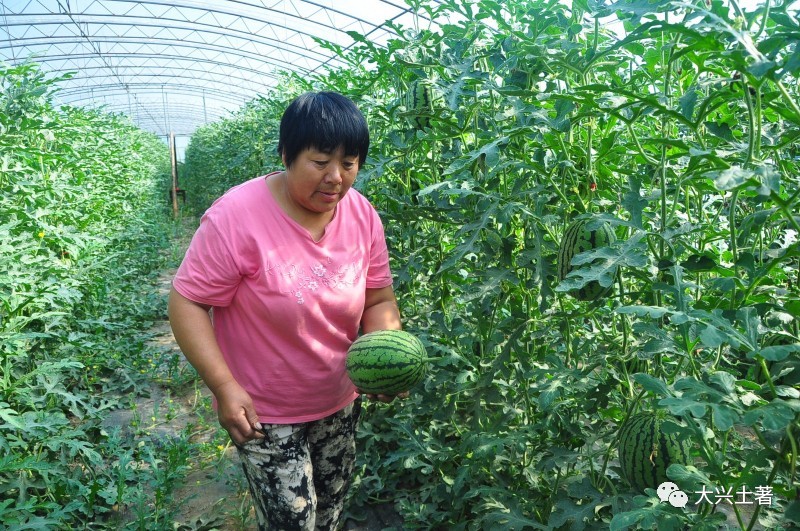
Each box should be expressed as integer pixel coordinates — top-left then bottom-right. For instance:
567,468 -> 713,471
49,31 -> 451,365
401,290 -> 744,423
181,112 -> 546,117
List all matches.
406,80 -> 438,129
618,412 -> 692,492
557,217 -> 617,301
346,330 -> 428,395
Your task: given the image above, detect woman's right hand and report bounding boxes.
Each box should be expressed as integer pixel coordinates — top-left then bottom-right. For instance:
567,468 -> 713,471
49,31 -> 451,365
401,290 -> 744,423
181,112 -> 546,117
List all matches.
169,288 -> 263,444
213,380 -> 265,444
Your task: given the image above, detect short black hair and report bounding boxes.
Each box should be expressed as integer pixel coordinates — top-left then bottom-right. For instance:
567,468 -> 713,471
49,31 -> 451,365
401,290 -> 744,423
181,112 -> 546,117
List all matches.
277,92 -> 370,169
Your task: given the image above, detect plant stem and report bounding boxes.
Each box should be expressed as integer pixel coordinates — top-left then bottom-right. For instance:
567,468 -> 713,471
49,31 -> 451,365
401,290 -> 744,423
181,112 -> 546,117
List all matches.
787,423 -> 798,486
776,80 -> 800,126
741,76 -> 758,165
746,431 -> 795,531
758,358 -> 779,399
625,122 -> 658,165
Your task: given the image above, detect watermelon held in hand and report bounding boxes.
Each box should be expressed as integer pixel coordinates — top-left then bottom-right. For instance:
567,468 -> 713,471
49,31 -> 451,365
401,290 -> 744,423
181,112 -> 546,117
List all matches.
618,411 -> 692,492
346,330 -> 428,395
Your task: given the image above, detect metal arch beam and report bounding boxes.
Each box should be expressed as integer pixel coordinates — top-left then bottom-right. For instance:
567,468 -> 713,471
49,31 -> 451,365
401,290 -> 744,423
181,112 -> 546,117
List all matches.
22,53 -> 277,81
19,42 -> 291,132
112,0 -> 348,34
108,0 -> 399,42
89,106 -> 231,122
100,110 -> 234,130
21,54 -> 281,94
97,101 -> 232,116
56,83 -> 251,106
0,16 -> 339,67
6,35 -> 314,76
53,72 -> 263,92
1,0 -> 438,70
1,1 -> 437,72
56,83 -> 249,134
59,92 -> 245,116
59,94 -> 245,111
54,74 -> 262,105
0,0 -> 444,136
10,50 -> 286,109
105,113 -> 232,126
98,114 -> 232,131
134,122 -> 219,136
53,72 -> 262,123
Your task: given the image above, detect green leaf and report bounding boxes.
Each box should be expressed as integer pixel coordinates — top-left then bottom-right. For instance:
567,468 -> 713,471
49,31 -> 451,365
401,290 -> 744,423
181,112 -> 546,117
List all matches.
698,324 -> 730,349
632,373 -> 670,397
748,344 -> 800,362
442,137 -> 509,176
622,174 -> 649,229
679,88 -> 699,120
610,496 -> 684,531
688,309 -> 752,350
704,121 -> 735,142
742,400 -> 795,431
557,232 -> 648,292
0,403 -> 23,431
666,464 -> 713,489
551,98 -> 574,133
710,404 -> 739,431
713,166 -> 755,191
786,500 -> 800,524
548,481 -> 607,530
682,253 -> 718,272
708,371 -> 737,395
660,396 -> 707,418
748,59 -> 777,78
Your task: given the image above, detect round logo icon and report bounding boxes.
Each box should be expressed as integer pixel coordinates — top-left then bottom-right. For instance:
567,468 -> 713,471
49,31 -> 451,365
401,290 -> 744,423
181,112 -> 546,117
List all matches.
657,481 -> 680,503
668,490 -> 689,508
658,481 -> 689,508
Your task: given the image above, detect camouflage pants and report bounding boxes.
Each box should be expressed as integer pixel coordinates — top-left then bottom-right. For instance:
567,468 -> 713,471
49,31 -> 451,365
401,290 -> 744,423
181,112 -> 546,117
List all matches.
234,399 -> 362,531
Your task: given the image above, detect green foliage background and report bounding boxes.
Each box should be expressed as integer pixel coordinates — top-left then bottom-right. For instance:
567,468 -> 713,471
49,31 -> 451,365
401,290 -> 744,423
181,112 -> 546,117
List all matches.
182,0 -> 800,529
0,63 -> 206,528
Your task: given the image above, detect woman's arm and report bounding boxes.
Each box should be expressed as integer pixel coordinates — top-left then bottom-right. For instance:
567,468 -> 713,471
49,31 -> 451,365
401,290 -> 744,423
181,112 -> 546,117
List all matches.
361,285 -> 402,333
360,285 -> 405,402
167,286 -> 263,443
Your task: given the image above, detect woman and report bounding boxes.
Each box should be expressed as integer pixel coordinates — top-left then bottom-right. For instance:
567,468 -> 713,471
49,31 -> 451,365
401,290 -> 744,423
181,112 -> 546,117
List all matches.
168,92 -> 403,530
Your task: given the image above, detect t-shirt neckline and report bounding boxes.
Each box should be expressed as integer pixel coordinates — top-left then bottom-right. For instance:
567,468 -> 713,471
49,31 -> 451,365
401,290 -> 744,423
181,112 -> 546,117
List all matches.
263,172 -> 338,244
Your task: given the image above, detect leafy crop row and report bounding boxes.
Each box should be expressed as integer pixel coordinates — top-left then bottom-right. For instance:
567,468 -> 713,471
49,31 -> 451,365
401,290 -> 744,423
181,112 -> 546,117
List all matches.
182,0 -> 799,529
0,62 -> 206,528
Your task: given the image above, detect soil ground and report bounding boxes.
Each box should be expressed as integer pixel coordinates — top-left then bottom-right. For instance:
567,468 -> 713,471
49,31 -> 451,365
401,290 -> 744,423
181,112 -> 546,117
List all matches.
101,267 -> 404,530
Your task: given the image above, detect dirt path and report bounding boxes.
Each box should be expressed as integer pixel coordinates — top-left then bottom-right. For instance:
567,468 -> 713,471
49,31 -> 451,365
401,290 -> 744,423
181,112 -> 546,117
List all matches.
149,270 -> 250,529
100,268 -> 251,528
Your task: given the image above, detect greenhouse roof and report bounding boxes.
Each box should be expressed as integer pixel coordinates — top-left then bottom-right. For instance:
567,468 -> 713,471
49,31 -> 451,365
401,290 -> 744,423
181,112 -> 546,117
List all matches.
0,0 -> 439,137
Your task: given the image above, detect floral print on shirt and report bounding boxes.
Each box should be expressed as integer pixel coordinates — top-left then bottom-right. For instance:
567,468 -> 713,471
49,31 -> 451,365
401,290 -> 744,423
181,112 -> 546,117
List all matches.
265,258 -> 362,304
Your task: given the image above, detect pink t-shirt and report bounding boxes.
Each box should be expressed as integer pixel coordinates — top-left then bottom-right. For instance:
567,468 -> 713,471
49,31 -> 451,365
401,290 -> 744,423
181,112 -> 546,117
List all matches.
173,173 -> 393,423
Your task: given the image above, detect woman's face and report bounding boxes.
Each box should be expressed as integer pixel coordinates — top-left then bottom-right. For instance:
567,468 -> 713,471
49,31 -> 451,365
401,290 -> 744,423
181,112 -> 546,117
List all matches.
284,146 -> 359,215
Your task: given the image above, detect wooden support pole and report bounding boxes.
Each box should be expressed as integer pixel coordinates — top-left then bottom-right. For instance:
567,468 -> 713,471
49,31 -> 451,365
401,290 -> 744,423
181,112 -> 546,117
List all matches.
170,132 -> 179,219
